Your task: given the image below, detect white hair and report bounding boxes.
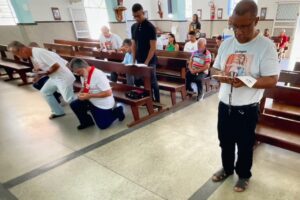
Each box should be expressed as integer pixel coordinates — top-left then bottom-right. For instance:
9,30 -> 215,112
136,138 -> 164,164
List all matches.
198,38 -> 207,45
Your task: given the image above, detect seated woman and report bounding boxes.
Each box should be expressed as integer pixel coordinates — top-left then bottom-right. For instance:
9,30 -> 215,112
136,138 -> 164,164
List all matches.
186,38 -> 212,101
69,58 -> 125,130
165,33 -> 179,52
111,39 -> 134,86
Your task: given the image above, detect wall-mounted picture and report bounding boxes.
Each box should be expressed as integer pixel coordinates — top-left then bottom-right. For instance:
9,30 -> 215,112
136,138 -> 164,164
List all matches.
197,9 -> 202,20
51,7 -> 61,20
217,8 -> 223,19
260,7 -> 267,20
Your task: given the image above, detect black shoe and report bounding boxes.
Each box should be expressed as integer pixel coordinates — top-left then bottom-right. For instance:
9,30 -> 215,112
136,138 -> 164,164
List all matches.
77,122 -> 95,130
115,106 -> 125,121
49,113 -> 65,120
197,93 -> 204,101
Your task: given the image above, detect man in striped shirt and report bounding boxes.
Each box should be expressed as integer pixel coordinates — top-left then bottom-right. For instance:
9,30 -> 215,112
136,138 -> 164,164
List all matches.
186,38 -> 212,101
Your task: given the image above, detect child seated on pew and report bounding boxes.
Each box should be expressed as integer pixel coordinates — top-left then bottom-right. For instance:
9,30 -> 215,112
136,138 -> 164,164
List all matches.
69,58 -> 125,130
110,39 -> 134,86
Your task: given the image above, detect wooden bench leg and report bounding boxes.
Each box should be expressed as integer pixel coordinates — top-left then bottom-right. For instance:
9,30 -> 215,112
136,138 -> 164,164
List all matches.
17,71 -> 32,86
170,91 -> 176,106
131,105 -> 140,121
146,100 -> 154,115
180,88 -> 187,101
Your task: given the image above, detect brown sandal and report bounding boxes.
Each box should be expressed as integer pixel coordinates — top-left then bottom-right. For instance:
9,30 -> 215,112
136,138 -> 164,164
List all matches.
212,169 -> 233,182
234,178 -> 249,192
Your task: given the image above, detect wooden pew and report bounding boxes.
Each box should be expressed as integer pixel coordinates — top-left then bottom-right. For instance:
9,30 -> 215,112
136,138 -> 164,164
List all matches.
54,39 -> 100,56
0,44 -> 32,86
93,50 -> 188,105
78,38 -> 99,43
294,62 -> 300,71
257,85 -> 300,153
156,57 -> 187,105
156,50 -> 191,60
44,43 -> 75,56
278,70 -> 300,87
177,42 -> 185,51
92,50 -> 124,62
156,50 -> 220,97
61,55 -> 165,127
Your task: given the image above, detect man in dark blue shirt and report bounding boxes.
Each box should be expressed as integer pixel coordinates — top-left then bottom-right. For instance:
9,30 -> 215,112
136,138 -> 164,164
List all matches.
131,3 -> 160,102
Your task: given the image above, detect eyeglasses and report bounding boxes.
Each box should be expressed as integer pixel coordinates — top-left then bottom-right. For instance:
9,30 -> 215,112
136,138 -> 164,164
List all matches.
230,22 -> 254,32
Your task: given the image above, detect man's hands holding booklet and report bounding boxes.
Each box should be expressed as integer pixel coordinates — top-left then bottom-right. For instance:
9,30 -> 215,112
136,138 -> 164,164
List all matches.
211,71 -> 246,88
211,68 -> 258,88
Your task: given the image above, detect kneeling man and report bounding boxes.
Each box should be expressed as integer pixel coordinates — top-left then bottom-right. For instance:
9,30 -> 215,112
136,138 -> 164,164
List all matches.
69,58 -> 125,130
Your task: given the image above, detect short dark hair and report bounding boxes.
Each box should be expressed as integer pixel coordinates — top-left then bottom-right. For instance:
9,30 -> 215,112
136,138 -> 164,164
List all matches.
216,35 -> 223,40
188,31 -> 196,36
69,58 -> 89,70
132,3 -> 143,13
233,0 -> 258,17
123,38 -> 132,46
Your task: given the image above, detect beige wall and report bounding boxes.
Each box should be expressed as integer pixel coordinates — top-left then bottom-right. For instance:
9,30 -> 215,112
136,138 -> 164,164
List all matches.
109,19 -> 274,42
0,22 -> 76,46
0,26 -> 25,45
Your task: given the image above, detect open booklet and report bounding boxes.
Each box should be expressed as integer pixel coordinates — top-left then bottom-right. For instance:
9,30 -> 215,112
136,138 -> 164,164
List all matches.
125,63 -> 148,67
212,75 -> 257,88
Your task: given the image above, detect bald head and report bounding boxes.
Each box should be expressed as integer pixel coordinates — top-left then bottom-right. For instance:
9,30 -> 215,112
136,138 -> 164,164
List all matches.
101,26 -> 111,38
229,0 -> 259,43
233,0 -> 258,18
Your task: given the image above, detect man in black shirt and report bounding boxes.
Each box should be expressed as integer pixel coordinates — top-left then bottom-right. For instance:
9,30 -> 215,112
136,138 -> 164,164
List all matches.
131,3 -> 160,102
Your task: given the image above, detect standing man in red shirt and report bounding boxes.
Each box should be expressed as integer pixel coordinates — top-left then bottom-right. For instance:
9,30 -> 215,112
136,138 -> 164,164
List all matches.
278,29 -> 289,61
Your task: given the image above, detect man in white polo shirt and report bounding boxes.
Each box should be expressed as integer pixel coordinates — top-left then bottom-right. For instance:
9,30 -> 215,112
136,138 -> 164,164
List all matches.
210,0 -> 280,192
68,58 -> 125,130
99,26 -> 123,52
8,41 -> 75,119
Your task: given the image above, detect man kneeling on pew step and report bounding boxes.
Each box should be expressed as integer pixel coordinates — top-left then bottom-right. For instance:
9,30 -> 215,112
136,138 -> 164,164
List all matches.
8,41 -> 75,119
69,58 -> 125,130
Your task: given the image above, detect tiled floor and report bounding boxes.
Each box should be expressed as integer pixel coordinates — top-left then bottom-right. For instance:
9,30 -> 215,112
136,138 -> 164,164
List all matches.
0,79 -> 299,200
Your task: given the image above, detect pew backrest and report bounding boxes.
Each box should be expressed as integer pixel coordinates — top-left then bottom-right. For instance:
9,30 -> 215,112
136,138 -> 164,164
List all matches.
262,86 -> 300,108
44,43 -> 75,56
92,50 -> 125,62
61,55 -> 153,91
279,70 -> 300,86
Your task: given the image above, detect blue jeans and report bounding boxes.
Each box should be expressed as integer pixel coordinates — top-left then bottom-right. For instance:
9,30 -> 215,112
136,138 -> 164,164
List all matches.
40,78 -> 75,115
70,99 -> 122,129
33,76 -> 61,104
